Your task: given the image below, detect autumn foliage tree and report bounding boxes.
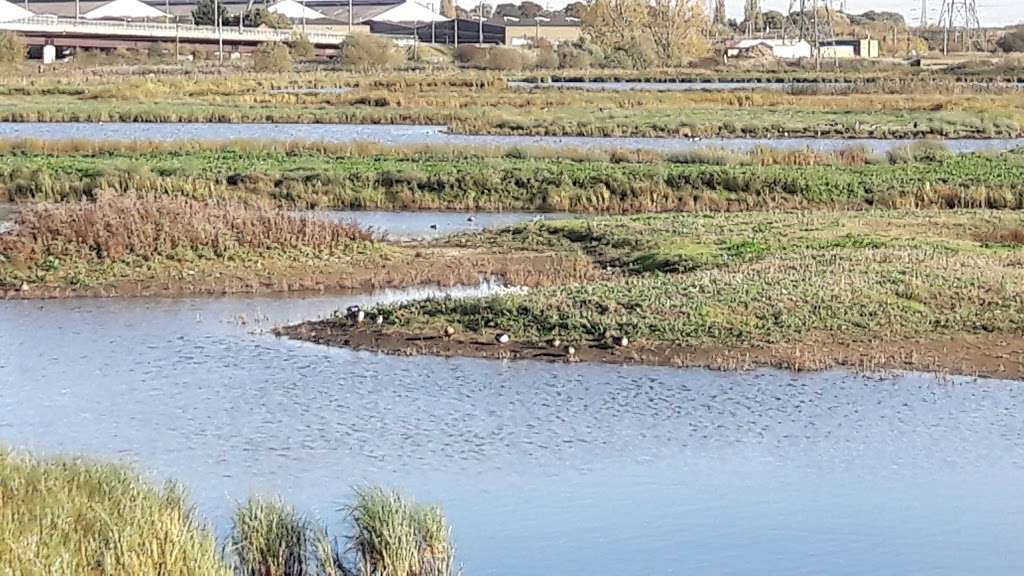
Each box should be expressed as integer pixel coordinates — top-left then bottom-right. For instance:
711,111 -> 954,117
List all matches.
582,0 -> 709,67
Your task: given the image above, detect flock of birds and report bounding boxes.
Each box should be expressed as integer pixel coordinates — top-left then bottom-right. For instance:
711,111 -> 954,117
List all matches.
344,304 -> 631,361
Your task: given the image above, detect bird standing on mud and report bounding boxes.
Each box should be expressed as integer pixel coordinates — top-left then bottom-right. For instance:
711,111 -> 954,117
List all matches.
495,332 -> 511,345
443,325 -> 456,340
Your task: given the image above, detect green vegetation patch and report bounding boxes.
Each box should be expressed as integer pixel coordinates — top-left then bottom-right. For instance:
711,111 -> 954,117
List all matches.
384,211 -> 1024,346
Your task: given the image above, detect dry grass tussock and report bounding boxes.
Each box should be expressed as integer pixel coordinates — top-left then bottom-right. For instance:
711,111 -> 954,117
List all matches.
1,193 -> 373,264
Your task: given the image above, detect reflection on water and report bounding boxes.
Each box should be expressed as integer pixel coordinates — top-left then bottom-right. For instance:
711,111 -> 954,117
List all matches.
2,287 -> 1023,575
1,122 -> 1021,154
315,210 -> 577,240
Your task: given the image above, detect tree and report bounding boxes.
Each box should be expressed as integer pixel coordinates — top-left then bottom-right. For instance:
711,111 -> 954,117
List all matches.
0,32 -> 24,69
997,28 -> 1024,53
253,42 -> 292,72
192,0 -> 227,25
583,0 -> 708,68
564,1 -> 586,18
519,1 -> 543,19
713,0 -> 726,27
440,0 -> 456,18
742,0 -> 763,34
494,3 -> 521,18
290,34 -> 315,59
649,0 -> 709,64
470,3 -> 493,18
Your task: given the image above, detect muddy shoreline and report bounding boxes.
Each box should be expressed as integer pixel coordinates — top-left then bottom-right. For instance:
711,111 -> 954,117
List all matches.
277,321 -> 1024,380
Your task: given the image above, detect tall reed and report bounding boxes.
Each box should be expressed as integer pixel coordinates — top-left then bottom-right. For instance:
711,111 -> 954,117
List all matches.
349,488 -> 456,576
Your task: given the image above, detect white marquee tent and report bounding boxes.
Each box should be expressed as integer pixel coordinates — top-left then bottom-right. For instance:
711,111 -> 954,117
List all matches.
0,0 -> 33,22
370,0 -> 446,23
82,0 -> 169,20
268,0 -> 328,21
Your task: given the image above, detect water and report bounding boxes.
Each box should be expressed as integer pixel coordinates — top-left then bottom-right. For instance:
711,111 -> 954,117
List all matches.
269,87 -> 353,95
510,80 -> 815,91
316,210 -> 577,240
2,287 -> 1023,575
1,122 -> 1021,154
0,202 -> 16,234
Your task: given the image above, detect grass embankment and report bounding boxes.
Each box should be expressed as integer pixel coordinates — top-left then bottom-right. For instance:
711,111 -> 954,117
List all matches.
0,449 -> 456,576
282,211 -> 1024,379
0,195 -> 588,297
2,140 -> 1023,212
0,72 -> 1023,137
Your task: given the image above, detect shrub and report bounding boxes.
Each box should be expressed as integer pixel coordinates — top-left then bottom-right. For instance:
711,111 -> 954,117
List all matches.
557,43 -> 592,69
534,46 -> 558,69
0,32 -> 22,69
338,34 -> 406,70
254,42 -> 293,73
290,34 -> 315,59
455,45 -> 526,70
996,28 -> 1024,53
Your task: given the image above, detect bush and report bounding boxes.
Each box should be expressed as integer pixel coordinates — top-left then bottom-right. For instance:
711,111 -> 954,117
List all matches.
996,28 -> 1024,53
290,34 -> 315,59
557,43 -> 592,69
455,45 -> 527,70
229,497 -> 316,576
338,34 -> 406,70
0,32 -> 24,69
349,488 -> 455,576
253,42 -> 292,73
534,46 -> 558,69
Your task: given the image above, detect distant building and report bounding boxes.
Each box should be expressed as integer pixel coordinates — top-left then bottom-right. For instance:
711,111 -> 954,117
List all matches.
819,38 -> 880,59
726,38 -> 812,59
491,15 -> 580,46
82,0 -> 169,20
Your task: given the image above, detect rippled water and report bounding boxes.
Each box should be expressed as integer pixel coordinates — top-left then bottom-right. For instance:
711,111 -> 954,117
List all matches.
2,285 -> 1023,575
1,122 -> 1021,154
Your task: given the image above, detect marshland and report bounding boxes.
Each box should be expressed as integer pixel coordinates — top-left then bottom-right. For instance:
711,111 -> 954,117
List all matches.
4,42 -> 1024,576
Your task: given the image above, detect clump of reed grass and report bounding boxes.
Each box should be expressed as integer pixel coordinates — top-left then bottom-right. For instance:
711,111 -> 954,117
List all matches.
0,449 -> 229,575
349,487 -> 456,576
2,193 -> 373,266
229,497 -> 317,576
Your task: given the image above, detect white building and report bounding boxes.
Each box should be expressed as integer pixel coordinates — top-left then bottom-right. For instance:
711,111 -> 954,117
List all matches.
726,39 -> 812,60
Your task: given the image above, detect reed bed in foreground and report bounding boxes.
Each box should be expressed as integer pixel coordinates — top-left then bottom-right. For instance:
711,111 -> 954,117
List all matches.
0,450 -> 230,575
1,448 -> 458,576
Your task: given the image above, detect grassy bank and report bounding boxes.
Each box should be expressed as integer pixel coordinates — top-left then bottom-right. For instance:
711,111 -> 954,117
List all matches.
0,449 -> 455,576
0,195 -> 589,296
283,210 -> 1024,378
1,71 -> 1023,138
2,140 -> 1023,212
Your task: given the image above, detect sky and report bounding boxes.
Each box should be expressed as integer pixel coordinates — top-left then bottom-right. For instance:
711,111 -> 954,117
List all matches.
456,0 -> 1024,28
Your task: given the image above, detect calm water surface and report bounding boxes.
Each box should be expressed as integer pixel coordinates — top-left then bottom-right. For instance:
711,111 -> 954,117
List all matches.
316,210 -> 576,240
2,285 -> 1023,575
1,122 -> 1022,154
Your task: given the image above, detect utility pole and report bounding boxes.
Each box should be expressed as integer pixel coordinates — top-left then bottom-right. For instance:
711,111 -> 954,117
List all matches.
920,0 -> 927,27
812,0 -> 820,70
214,0 -> 223,64
348,0 -> 353,32
478,3 -> 483,46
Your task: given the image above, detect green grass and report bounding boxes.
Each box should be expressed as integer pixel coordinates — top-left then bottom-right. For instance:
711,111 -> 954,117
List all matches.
0,70 -> 1022,138
2,140 -> 1023,212
1,448 -> 458,576
380,210 -> 1024,347
0,450 -> 230,576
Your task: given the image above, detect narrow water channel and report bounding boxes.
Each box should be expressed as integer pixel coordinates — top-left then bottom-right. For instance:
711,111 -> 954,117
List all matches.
1,122 -> 1021,154
1,285 -> 1022,576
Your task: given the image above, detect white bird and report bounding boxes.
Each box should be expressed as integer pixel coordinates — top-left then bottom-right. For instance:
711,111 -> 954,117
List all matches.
495,332 -> 511,345
611,335 -> 630,348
